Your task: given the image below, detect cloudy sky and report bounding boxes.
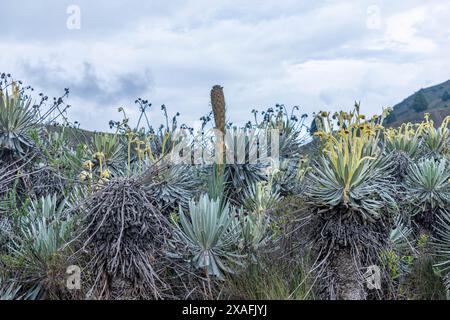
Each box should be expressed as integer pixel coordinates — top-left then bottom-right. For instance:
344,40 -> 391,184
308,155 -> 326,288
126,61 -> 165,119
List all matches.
1,0 -> 450,131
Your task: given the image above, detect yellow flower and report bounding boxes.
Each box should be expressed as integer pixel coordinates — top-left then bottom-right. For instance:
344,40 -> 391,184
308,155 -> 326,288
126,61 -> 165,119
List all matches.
83,160 -> 93,170
93,152 -> 105,160
12,81 -> 20,99
314,131 -> 326,139
100,169 -> 111,179
79,171 -> 89,182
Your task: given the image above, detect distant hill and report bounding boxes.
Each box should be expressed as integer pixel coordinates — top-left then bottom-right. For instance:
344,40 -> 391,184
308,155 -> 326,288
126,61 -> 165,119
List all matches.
384,79 -> 450,127
44,124 -> 99,148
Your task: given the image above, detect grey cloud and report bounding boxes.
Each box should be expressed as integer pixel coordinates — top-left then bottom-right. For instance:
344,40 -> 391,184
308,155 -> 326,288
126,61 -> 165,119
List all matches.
20,61 -> 153,105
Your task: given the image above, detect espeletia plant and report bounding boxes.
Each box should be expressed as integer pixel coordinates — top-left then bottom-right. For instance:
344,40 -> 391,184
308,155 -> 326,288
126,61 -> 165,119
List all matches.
5,194 -> 76,300
404,158 -> 450,235
302,105 -> 397,300
0,82 -> 37,162
379,214 -> 416,298
254,104 -> 309,196
76,133 -> 125,183
0,75 -> 70,164
420,114 -> 449,159
0,276 -> 21,300
240,180 -> 280,257
433,209 -> 450,294
222,128 -> 268,206
142,162 -> 200,215
384,122 -> 422,181
207,85 -> 267,207
169,194 -> 245,279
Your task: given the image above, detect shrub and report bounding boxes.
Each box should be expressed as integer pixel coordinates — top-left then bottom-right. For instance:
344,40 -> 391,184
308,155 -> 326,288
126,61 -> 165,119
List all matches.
412,91 -> 428,113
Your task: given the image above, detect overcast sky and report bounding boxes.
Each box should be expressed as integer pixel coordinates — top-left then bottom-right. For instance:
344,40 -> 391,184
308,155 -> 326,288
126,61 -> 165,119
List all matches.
1,0 -> 449,131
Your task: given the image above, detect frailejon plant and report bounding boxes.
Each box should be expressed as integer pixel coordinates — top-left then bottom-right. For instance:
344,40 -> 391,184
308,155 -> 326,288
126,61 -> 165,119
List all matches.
389,215 -> 415,255
169,194 -> 245,279
251,105 -> 309,196
114,106 -> 180,174
421,114 -> 449,158
0,83 -> 37,161
253,104 -> 308,161
307,106 -> 395,221
404,158 -> 450,233
142,162 -> 200,215
405,158 -> 450,211
223,128 -> 268,206
269,155 -> 310,197
5,195 -> 76,299
0,276 -> 21,300
385,122 -> 422,159
240,181 -> 280,255
433,209 -> 450,293
72,133 -> 125,189
380,215 -> 415,297
28,129 -> 72,198
0,75 -> 70,163
88,133 -> 124,176
303,104 -> 397,299
384,122 -> 423,181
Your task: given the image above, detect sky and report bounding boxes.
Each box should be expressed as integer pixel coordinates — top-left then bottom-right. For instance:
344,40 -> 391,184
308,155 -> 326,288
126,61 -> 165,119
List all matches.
1,0 -> 450,131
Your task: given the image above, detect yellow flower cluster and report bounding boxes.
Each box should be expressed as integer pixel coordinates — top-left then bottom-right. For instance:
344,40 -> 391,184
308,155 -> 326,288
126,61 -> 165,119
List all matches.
93,152 -> 105,161
11,81 -> 20,99
79,170 -> 92,182
385,122 -> 420,141
83,160 -> 93,170
0,82 -> 20,101
125,129 -> 159,172
79,151 -> 111,185
100,169 -> 111,179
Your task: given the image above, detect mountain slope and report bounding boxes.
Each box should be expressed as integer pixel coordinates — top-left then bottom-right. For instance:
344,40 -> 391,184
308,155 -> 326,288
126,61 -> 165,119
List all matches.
385,79 -> 450,127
